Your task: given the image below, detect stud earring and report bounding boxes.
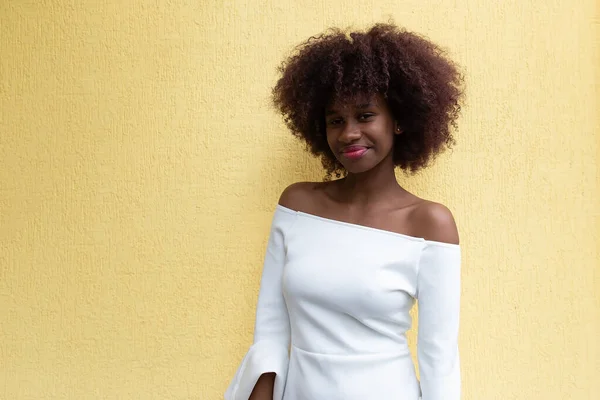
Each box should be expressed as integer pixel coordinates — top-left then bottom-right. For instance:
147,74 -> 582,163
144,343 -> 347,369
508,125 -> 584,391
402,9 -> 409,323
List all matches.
394,121 -> 402,134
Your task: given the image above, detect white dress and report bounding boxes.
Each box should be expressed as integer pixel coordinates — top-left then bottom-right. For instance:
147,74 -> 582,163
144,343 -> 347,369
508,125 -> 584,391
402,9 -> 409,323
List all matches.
225,205 -> 461,400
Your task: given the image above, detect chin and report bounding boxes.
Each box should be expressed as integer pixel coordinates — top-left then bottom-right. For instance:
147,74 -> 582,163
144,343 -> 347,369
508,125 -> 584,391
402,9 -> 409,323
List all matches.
341,163 -> 374,175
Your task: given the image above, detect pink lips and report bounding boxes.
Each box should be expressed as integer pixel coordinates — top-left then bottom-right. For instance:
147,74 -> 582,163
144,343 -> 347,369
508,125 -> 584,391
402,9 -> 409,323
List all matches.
341,146 -> 369,160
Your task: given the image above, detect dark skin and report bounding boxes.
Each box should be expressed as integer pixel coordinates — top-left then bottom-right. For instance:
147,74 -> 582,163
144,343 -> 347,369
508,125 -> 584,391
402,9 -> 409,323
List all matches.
250,93 -> 459,400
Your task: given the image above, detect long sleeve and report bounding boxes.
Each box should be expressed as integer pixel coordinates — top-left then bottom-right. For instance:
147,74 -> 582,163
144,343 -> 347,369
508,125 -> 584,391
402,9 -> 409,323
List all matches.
225,206 -> 296,400
416,242 -> 461,400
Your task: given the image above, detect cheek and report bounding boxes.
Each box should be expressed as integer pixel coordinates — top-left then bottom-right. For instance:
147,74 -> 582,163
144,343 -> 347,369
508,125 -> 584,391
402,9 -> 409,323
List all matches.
325,131 -> 336,150
373,124 -> 395,149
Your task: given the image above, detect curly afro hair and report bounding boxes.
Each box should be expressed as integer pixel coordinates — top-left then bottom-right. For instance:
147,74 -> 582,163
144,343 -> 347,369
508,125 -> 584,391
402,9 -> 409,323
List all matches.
272,23 -> 464,178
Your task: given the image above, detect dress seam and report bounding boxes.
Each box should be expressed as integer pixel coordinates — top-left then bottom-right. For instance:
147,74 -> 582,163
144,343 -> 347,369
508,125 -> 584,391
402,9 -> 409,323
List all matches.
414,242 -> 426,299
291,343 -> 411,357
283,208 -> 299,255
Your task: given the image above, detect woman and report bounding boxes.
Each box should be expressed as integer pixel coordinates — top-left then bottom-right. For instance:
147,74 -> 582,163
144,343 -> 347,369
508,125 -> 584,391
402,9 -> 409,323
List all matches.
225,23 -> 464,400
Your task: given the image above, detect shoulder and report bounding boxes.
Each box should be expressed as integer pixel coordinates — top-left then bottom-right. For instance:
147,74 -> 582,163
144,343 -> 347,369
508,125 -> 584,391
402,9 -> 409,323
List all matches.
408,201 -> 459,245
277,181 -> 323,212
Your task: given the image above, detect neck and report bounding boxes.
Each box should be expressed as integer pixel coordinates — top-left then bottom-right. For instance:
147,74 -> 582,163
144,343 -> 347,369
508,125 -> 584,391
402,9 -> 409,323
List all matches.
336,159 -> 404,206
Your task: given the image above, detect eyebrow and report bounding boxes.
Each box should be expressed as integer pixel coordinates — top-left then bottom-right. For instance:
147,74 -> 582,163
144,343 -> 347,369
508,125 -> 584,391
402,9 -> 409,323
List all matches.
325,102 -> 376,116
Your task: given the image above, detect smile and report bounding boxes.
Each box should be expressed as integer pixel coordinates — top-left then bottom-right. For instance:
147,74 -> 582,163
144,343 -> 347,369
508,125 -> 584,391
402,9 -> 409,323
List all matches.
341,146 -> 369,160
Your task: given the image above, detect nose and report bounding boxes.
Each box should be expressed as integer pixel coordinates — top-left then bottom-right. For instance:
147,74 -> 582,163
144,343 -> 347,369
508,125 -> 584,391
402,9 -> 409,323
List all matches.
338,121 -> 361,143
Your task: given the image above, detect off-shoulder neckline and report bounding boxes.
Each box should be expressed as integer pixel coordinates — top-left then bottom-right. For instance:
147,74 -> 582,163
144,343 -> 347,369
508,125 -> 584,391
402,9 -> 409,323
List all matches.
275,204 -> 460,249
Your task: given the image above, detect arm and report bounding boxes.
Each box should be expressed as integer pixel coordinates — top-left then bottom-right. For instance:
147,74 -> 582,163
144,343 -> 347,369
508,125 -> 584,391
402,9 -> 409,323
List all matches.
413,202 -> 461,399
225,206 -> 295,400
416,242 -> 461,399
249,373 -> 275,400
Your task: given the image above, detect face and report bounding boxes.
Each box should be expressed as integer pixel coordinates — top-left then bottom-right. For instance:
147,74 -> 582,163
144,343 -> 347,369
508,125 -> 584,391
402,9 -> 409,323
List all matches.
325,93 -> 400,175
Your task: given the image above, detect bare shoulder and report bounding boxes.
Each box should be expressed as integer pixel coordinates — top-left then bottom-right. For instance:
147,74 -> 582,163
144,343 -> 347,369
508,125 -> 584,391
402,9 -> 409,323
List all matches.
278,181 -> 322,212
409,201 -> 459,245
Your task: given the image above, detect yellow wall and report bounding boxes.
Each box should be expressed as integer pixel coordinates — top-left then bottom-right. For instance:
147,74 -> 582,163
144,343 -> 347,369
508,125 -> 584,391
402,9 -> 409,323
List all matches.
1,1 -> 598,399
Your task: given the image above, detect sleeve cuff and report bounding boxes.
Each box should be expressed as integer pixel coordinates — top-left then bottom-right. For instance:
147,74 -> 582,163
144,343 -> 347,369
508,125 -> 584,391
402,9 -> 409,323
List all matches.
419,373 -> 461,400
225,340 -> 289,400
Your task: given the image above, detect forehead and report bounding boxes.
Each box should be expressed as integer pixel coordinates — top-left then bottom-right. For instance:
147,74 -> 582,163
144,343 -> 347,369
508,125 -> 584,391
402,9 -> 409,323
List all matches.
327,93 -> 385,112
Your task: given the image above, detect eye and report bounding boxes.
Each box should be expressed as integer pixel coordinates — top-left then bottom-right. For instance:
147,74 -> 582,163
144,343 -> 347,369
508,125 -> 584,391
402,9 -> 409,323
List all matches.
358,113 -> 375,121
327,118 -> 343,126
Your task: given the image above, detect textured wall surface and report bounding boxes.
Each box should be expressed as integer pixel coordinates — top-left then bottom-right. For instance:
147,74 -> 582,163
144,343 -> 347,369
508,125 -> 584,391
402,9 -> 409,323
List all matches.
1,1 -> 598,399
